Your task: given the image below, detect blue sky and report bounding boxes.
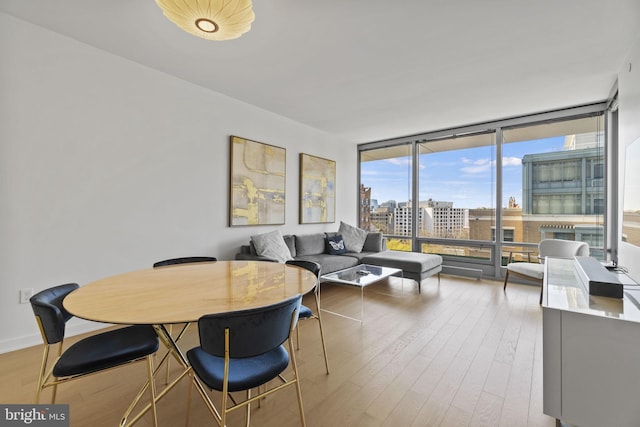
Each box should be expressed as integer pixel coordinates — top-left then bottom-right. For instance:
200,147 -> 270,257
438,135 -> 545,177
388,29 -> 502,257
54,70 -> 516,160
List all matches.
361,136 -> 566,209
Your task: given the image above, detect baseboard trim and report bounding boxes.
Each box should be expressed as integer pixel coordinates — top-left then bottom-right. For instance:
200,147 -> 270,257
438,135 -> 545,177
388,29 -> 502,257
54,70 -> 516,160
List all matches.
0,321 -> 112,355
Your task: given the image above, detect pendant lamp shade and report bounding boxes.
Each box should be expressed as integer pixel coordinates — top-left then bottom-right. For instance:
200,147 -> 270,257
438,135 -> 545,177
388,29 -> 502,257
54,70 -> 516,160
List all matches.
155,0 -> 255,41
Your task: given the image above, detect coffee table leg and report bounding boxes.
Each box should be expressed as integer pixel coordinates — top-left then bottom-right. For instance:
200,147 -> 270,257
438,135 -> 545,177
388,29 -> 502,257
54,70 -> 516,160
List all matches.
319,284 -> 365,324
360,285 -> 364,323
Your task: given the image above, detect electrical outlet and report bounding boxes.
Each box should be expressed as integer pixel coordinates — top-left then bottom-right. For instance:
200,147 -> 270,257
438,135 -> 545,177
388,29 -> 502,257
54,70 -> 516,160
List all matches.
19,288 -> 33,304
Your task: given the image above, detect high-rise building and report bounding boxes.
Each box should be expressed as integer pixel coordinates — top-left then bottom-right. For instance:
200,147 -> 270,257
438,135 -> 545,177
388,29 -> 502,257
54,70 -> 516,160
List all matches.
522,134 -> 604,216
370,207 -> 393,234
419,199 -> 468,239
469,133 -> 605,257
360,184 -> 371,230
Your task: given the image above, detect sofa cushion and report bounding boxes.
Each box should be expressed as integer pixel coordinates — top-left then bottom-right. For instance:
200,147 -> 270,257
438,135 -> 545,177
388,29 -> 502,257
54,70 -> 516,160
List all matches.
296,254 -> 359,274
250,230 -> 293,263
508,262 -> 544,279
295,233 -> 326,256
344,251 -> 378,262
325,234 -> 348,255
338,221 -> 368,253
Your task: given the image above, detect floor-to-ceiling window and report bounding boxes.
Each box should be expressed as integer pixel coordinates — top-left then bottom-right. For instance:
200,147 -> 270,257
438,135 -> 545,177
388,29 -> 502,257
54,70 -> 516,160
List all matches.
417,132 -> 496,264
359,144 -> 412,251
358,104 -> 609,279
501,115 -> 606,262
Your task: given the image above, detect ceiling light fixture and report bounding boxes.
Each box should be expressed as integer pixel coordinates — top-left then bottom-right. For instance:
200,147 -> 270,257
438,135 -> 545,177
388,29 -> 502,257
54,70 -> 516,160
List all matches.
155,0 -> 255,41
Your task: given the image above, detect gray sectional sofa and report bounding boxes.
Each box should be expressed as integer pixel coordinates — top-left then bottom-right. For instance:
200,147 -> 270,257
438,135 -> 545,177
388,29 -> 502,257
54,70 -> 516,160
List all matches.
235,229 -> 443,293
235,232 -> 387,274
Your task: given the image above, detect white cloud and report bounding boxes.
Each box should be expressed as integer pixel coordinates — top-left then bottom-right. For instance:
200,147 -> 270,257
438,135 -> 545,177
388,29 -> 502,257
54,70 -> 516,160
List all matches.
385,158 -> 411,167
459,156 -> 521,174
503,156 -> 522,166
461,158 -> 492,174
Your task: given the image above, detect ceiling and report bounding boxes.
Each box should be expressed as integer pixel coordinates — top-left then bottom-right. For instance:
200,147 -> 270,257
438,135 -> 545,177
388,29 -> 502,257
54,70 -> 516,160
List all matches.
1,1 -> 638,143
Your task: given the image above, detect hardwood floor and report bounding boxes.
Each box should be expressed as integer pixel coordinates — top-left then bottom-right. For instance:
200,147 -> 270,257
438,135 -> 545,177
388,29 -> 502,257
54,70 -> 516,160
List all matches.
0,275 -> 556,427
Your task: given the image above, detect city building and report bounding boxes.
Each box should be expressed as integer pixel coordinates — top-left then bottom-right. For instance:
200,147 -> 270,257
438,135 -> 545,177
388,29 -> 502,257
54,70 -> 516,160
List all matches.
359,184 -> 371,231
522,141 -> 604,216
420,200 -> 469,239
467,133 -> 606,258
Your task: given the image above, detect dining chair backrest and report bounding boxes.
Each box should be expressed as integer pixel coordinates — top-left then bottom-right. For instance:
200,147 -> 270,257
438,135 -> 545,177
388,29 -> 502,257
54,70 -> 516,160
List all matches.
539,239 -> 590,262
285,259 -> 321,293
153,257 -> 217,268
197,294 -> 302,359
285,259 -> 321,278
30,283 -> 79,345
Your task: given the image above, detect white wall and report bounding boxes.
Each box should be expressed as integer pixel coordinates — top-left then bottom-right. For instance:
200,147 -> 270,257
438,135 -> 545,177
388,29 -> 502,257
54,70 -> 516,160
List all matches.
0,13 -> 357,353
617,33 -> 640,283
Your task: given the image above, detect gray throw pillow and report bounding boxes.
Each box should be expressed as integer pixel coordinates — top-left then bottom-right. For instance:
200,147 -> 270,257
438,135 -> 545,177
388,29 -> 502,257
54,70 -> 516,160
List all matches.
250,230 -> 293,263
295,233 -> 326,256
362,232 -> 383,252
283,234 -> 297,257
338,221 -> 368,253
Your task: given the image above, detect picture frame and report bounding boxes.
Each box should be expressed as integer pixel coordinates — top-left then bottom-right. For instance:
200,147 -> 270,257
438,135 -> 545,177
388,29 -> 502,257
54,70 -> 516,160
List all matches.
299,153 -> 336,224
229,135 -> 286,226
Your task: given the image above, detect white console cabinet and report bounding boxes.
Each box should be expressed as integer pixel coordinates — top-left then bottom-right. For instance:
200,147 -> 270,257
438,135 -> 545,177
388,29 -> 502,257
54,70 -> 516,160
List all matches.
543,257 -> 640,427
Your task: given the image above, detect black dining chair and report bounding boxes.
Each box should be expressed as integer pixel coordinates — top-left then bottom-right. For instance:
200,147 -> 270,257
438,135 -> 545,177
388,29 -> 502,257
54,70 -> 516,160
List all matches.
152,256 -> 218,268
30,283 -> 159,426
285,259 -> 330,374
185,294 -> 306,427
152,256 -> 218,381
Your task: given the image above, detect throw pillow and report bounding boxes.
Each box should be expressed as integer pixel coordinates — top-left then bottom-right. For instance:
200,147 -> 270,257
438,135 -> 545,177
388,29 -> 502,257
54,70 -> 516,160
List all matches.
283,234 -> 297,257
338,221 -> 368,253
325,234 -> 348,255
250,230 -> 293,263
296,233 -> 326,256
362,232 -> 383,252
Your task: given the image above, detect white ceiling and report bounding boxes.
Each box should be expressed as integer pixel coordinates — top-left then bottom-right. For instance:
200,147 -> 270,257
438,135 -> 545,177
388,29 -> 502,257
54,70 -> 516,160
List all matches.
1,0 -> 638,143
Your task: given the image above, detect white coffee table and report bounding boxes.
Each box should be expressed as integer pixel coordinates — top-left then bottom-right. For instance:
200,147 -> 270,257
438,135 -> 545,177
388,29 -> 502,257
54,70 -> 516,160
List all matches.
319,264 -> 403,323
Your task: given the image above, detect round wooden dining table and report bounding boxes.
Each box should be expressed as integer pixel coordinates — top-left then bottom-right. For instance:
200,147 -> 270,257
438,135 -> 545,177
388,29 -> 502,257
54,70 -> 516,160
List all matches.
64,260 -> 316,325
62,260 -> 316,427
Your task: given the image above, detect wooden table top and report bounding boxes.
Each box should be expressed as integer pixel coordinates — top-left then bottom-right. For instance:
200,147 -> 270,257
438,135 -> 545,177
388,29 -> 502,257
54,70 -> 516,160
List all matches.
63,260 -> 316,325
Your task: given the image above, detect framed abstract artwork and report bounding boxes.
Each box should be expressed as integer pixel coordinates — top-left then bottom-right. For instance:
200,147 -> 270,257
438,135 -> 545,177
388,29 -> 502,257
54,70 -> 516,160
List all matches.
229,135 -> 286,226
299,153 -> 336,224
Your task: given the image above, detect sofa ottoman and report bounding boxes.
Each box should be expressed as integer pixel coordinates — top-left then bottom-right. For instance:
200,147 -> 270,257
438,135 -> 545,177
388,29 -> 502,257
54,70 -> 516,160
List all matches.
362,251 -> 443,292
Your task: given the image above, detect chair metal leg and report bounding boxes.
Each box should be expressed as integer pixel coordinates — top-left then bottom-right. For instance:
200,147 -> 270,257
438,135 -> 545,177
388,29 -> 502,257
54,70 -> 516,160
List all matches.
245,389 -> 251,427
35,344 -> 50,404
146,355 -> 158,427
288,337 -> 307,427
220,392 -> 228,427
539,285 -> 544,305
188,376 -> 223,427
50,343 -> 64,404
221,330 -> 230,427
185,374 -> 194,427
314,294 -> 330,374
121,324 -> 203,427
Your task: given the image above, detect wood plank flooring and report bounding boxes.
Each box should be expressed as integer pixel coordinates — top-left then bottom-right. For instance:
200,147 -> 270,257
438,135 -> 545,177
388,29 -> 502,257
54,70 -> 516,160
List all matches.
0,275 -> 557,427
